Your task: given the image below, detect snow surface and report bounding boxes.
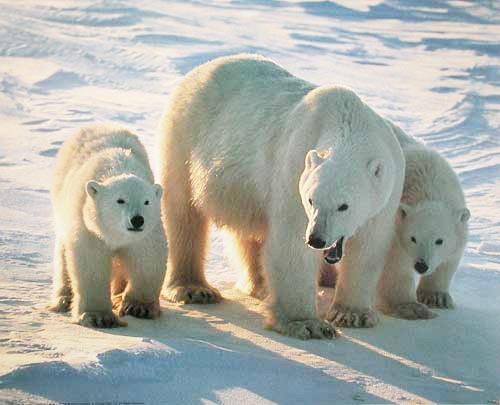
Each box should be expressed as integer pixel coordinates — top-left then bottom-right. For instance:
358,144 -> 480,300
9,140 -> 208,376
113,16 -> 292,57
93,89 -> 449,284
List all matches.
0,1 -> 499,404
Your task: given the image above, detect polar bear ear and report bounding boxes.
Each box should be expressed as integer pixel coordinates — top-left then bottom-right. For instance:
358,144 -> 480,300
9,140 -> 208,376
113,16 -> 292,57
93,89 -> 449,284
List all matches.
305,150 -> 323,170
458,208 -> 470,223
368,159 -> 384,179
86,180 -> 102,198
154,184 -> 163,199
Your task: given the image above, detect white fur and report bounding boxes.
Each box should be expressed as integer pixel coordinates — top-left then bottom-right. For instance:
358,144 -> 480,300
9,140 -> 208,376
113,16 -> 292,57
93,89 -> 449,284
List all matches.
377,122 -> 469,318
157,54 -> 404,337
48,124 -> 167,328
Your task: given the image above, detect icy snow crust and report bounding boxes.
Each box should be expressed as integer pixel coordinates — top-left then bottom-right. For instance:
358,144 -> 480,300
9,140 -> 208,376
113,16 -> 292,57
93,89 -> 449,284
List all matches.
0,1 -> 499,404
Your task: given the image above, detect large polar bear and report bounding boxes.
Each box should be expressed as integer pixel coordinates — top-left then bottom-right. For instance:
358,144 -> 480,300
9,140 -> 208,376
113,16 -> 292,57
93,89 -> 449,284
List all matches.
376,123 -> 469,318
48,124 -> 167,328
158,54 -> 405,338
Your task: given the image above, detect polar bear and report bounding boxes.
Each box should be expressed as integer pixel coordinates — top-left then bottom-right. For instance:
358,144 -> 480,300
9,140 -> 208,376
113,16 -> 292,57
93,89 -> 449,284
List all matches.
157,54 -> 405,338
376,122 -> 469,319
48,124 -> 167,328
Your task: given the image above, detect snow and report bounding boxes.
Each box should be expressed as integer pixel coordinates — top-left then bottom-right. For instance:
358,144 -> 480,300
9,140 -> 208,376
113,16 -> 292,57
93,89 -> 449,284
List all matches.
0,1 -> 499,404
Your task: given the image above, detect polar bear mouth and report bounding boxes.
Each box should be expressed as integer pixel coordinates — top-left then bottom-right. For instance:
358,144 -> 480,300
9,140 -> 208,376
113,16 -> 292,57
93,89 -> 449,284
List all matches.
323,237 -> 344,264
127,228 -> 143,232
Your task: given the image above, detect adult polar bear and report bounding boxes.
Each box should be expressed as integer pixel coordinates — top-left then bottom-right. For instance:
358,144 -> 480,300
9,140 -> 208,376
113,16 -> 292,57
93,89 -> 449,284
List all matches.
158,54 -> 405,337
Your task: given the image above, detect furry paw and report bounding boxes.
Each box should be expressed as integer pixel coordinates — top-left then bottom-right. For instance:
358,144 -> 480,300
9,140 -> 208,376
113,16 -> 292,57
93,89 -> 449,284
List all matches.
271,318 -> 337,340
383,302 -> 437,320
77,311 -> 127,328
47,295 -> 71,313
115,299 -> 160,319
162,285 -> 221,304
417,290 -> 454,309
326,303 -> 379,328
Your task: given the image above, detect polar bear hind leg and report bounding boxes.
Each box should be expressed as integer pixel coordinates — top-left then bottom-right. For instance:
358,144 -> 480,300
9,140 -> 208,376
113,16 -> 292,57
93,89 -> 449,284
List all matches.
224,230 -> 268,299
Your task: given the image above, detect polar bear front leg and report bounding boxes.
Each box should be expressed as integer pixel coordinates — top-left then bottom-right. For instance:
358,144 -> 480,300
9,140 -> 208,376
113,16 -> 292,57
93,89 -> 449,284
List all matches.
264,228 -> 336,340
326,219 -> 394,328
48,237 -> 72,313
328,262 -> 381,328
66,234 -> 125,328
161,177 -> 221,304
376,243 -> 437,320
113,228 -> 167,319
417,256 -> 459,309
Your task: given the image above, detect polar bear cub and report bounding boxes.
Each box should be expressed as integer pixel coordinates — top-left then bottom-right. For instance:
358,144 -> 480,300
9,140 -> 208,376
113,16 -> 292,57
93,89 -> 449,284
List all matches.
48,124 -> 167,328
377,123 -> 469,319
158,54 -> 405,337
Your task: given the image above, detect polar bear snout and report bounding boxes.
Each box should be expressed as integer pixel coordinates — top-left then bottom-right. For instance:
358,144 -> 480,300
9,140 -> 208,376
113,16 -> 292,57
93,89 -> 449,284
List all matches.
128,215 -> 145,231
414,259 -> 429,274
308,234 -> 326,249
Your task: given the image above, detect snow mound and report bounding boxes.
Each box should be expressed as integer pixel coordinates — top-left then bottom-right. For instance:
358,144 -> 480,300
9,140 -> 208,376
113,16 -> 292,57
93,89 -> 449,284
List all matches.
35,70 -> 87,90
0,338 -> 370,404
476,241 -> 500,257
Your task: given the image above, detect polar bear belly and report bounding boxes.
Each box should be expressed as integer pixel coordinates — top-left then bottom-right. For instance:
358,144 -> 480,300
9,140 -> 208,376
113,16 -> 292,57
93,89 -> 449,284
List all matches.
189,155 -> 268,239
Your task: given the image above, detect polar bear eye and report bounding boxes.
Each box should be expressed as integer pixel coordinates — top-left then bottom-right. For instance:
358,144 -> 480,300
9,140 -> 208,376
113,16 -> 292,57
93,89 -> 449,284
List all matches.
411,236 -> 417,243
338,203 -> 349,212
435,238 -> 443,245
117,198 -> 125,204
144,200 -> 150,205
308,198 -> 313,206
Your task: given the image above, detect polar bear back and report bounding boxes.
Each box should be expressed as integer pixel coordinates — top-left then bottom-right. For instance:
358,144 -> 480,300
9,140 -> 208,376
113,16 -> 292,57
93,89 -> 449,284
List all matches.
159,55 -> 323,233
161,54 -> 315,173
53,124 -> 152,196
383,120 -> 465,210
403,146 -> 465,209
160,54 -> 402,226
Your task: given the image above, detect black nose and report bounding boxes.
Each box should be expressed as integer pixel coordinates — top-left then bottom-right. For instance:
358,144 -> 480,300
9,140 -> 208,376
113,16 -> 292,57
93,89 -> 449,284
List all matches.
414,260 -> 428,274
131,215 -> 144,229
308,236 -> 326,249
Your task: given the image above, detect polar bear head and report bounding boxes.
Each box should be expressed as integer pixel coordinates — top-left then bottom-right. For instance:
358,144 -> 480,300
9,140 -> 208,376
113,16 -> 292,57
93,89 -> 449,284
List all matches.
84,174 -> 162,247
299,148 -> 393,264
397,201 -> 470,275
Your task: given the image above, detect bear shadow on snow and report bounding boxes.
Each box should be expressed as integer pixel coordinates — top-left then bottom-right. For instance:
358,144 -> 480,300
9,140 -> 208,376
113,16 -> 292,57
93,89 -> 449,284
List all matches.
36,288 -> 493,404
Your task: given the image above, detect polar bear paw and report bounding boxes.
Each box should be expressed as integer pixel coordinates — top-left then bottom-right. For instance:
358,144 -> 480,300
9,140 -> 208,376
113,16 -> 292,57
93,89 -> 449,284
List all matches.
77,311 -> 127,328
162,284 -> 221,304
417,290 -> 454,309
47,295 -> 71,313
326,303 -> 379,328
286,319 -> 337,340
385,302 -> 437,320
271,319 -> 337,340
114,297 -> 161,319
